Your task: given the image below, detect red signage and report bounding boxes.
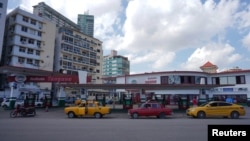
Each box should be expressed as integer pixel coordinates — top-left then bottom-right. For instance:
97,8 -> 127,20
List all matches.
7,75 -> 92,83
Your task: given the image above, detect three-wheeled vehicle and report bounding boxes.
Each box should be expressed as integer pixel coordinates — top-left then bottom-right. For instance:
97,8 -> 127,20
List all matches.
10,93 -> 36,118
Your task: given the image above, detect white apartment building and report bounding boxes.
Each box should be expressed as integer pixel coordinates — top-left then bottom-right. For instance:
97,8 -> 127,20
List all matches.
1,7 -> 56,98
0,0 -> 8,62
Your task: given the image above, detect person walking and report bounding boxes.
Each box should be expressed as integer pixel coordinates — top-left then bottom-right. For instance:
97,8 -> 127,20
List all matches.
192,97 -> 197,107
44,96 -> 49,112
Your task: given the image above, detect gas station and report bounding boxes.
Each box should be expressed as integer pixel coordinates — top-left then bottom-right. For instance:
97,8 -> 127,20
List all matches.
0,65 -> 236,110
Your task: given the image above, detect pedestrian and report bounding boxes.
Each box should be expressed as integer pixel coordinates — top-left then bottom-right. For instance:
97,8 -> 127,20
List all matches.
192,97 -> 197,107
44,95 -> 49,112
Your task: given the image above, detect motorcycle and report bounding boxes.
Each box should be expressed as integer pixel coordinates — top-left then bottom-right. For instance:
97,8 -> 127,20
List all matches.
10,104 -> 36,118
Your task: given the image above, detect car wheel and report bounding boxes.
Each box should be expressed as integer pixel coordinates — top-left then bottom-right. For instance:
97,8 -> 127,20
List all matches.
68,112 -> 75,118
3,105 -> 7,110
159,112 -> 166,119
230,111 -> 239,119
94,112 -> 102,118
197,111 -> 206,119
132,113 -> 139,119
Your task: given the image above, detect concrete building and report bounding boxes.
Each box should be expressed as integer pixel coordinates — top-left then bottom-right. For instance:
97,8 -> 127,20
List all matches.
114,61 -> 250,106
103,50 -> 130,77
55,26 -> 103,84
32,2 -> 80,30
32,2 -> 102,84
77,11 -> 94,37
0,0 -> 8,62
1,7 -> 56,97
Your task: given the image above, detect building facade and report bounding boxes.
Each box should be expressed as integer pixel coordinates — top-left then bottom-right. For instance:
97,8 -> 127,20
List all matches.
77,11 -> 94,37
114,62 -> 250,106
102,50 -> 130,77
0,0 -> 8,62
1,7 -> 56,98
55,26 -> 103,84
32,2 -> 80,30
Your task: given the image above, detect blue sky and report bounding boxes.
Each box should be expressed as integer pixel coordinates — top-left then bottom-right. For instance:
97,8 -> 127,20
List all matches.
6,0 -> 250,74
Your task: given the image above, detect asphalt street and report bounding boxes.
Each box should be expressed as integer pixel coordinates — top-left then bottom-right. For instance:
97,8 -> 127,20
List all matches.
0,105 -> 250,141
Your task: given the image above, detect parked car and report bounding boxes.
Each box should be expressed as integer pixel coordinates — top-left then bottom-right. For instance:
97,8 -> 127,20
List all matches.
1,98 -> 22,109
64,100 -> 111,118
128,100 -> 173,119
1,98 -> 10,109
186,101 -> 246,119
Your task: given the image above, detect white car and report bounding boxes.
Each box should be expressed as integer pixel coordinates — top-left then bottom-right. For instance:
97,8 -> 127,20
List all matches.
1,99 -> 43,109
1,98 -> 22,109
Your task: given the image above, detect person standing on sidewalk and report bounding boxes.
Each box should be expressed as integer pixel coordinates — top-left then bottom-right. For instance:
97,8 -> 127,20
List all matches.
44,95 -> 49,112
192,97 -> 197,107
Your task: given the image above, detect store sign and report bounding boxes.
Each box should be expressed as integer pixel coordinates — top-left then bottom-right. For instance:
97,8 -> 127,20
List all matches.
15,75 -> 27,83
145,77 -> 157,84
8,75 -> 92,83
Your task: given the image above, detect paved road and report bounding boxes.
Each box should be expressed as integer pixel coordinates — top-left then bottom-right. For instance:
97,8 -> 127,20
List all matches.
0,106 -> 250,141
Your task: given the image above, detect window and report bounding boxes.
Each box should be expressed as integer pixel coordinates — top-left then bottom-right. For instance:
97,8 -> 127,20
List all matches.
236,75 -> 245,84
34,60 -> 39,66
219,77 -> 227,85
22,16 -> 29,22
19,47 -> 25,53
21,26 -> 28,32
18,57 -> 25,64
228,76 -> 236,84
27,48 -> 33,54
30,19 -> 36,25
29,29 -> 35,35
35,50 -> 40,56
152,103 -> 159,108
20,37 -> 27,43
27,59 -> 33,64
38,31 -> 42,37
0,3 -> 3,8
37,41 -> 41,47
38,22 -> 42,29
28,39 -> 34,44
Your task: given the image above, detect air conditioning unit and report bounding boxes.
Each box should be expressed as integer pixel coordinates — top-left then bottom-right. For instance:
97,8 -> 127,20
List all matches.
21,41 -> 26,44
39,27 -> 42,29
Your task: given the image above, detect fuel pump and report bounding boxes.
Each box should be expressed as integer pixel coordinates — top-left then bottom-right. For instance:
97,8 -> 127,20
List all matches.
122,93 -> 133,109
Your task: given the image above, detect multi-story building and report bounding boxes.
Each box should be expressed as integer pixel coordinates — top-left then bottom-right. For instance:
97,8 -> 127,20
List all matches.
55,26 -> 103,84
77,11 -> 94,37
0,0 -> 8,62
1,7 -> 56,97
32,2 -> 80,31
103,50 -> 130,77
32,2 -> 102,84
32,2 -> 103,100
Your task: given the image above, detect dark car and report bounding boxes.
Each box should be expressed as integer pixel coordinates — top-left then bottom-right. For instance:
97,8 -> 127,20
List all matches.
128,100 -> 173,119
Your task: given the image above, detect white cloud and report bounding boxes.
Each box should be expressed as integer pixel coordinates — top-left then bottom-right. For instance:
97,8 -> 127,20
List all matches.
181,43 -> 242,71
242,32 -> 250,50
13,0 -> 250,73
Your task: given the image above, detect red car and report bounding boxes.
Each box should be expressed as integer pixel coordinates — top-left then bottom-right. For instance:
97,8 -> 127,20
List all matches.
128,101 -> 173,119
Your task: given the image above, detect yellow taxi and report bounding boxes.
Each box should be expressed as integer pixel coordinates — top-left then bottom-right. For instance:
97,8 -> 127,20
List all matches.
64,100 -> 111,118
186,101 -> 246,119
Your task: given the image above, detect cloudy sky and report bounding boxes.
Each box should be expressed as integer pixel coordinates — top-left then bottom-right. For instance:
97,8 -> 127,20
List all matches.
7,0 -> 250,74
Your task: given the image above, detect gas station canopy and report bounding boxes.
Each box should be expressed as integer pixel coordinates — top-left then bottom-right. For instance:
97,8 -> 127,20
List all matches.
0,65 -> 234,90
0,65 -> 70,76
